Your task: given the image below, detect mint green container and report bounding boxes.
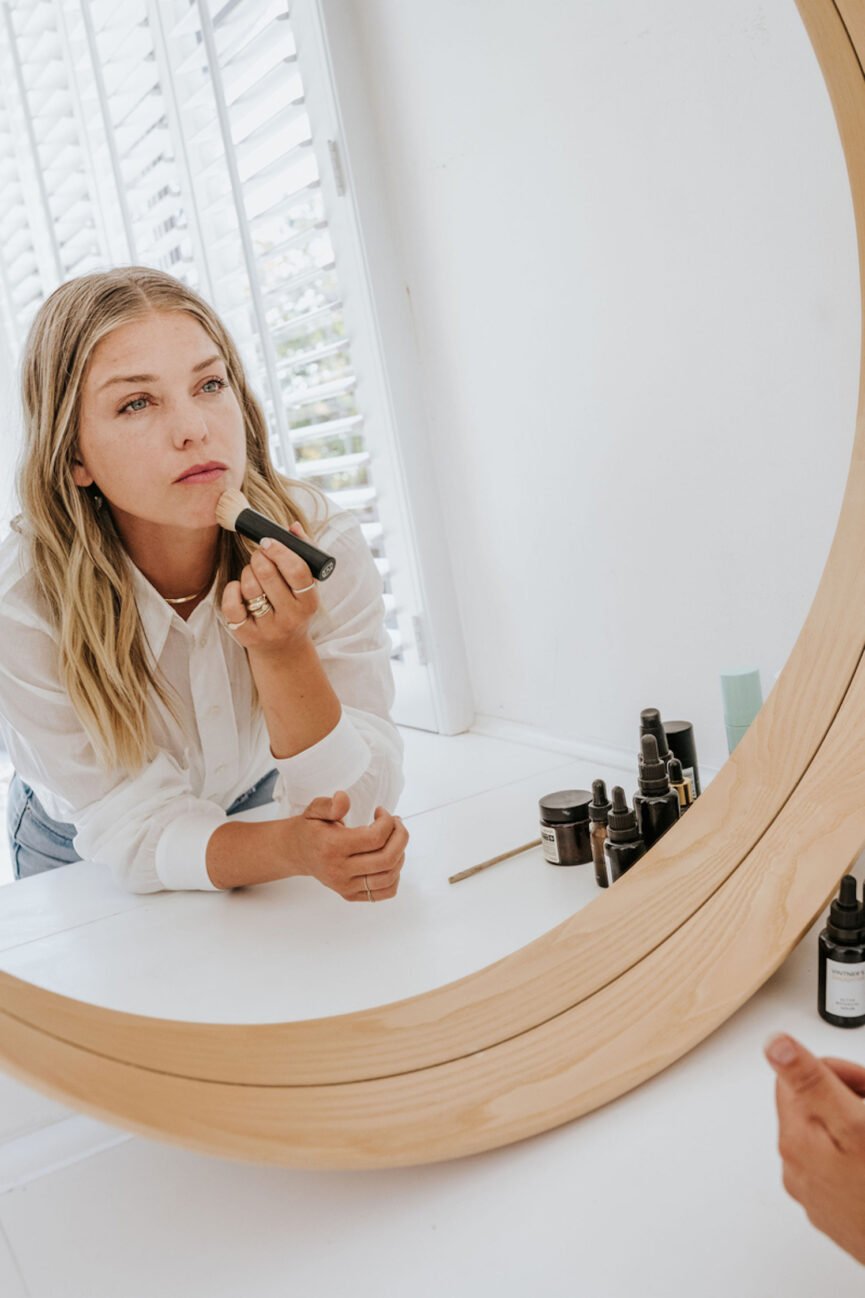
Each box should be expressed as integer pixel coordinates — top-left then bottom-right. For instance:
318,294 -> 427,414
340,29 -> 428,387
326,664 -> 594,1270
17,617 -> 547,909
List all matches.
720,668 -> 763,753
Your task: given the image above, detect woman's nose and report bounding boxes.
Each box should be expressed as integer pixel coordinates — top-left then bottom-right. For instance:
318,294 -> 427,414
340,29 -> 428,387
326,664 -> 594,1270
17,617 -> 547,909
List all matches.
171,400 -> 209,446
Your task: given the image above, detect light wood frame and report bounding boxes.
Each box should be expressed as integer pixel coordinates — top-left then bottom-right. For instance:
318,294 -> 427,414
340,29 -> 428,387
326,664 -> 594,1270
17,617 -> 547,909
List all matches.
0,0 -> 863,1168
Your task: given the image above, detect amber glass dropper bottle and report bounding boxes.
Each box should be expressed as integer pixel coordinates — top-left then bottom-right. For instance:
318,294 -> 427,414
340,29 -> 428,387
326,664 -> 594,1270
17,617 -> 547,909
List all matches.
589,779 -> 612,888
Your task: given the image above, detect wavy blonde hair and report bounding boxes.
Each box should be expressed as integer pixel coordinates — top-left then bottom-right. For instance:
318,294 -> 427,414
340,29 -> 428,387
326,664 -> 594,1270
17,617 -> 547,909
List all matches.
13,266 -> 323,775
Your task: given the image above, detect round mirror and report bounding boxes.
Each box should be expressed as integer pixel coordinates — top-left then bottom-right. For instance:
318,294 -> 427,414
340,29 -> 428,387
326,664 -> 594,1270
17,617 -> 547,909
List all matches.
0,0 -> 862,1167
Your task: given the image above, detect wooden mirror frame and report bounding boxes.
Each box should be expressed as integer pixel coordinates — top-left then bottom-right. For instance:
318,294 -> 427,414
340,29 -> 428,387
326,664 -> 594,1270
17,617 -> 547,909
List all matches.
0,0 -> 863,1169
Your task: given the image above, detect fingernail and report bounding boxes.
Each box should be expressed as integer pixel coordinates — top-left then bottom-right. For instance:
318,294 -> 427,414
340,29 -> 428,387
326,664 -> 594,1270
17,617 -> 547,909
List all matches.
765,1034 -> 797,1066
259,537 -> 273,549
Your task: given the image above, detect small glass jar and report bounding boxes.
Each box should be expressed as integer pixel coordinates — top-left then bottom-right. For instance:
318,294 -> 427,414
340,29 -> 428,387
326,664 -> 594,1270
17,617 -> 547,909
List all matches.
538,790 -> 593,866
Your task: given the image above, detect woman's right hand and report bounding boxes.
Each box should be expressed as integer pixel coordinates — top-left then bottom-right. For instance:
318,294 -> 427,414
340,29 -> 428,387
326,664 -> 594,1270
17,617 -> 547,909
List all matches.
280,791 -> 409,901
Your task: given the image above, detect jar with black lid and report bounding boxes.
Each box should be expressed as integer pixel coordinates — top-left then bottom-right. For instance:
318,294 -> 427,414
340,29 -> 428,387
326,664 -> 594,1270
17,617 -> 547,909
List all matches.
538,790 -> 593,866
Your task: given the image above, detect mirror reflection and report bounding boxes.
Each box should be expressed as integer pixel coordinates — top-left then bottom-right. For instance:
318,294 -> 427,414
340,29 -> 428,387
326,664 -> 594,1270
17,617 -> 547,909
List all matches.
0,0 -> 857,1025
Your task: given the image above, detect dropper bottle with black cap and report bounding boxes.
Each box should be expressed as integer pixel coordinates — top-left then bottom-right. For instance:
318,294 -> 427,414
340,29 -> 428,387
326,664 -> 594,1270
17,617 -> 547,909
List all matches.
818,875 -> 865,1027
633,734 -> 681,850
589,779 -> 612,888
603,786 -> 648,884
640,708 -> 673,767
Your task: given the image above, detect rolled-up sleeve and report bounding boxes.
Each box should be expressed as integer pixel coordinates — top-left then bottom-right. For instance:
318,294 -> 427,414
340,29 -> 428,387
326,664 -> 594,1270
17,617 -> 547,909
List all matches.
0,615 -> 224,894
271,510 -> 405,827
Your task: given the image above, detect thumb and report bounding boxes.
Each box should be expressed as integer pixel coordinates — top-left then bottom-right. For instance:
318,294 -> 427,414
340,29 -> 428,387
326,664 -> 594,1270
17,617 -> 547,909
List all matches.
765,1033 -> 855,1120
304,790 -> 351,823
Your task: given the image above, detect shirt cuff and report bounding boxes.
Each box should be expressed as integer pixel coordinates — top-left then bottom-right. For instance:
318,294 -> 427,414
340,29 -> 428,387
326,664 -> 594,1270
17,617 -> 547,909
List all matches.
155,805 -> 227,891
272,712 -> 371,804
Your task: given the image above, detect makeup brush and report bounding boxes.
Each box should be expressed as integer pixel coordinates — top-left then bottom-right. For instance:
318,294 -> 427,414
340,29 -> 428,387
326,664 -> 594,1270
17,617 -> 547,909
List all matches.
215,488 -> 336,581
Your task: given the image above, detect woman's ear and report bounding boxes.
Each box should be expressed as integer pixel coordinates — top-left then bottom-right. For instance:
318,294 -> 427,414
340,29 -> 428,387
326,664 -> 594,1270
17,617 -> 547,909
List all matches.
71,457 -> 94,489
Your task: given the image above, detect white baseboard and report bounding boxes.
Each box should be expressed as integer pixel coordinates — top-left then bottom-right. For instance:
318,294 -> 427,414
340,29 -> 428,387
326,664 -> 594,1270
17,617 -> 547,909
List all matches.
470,714 -> 721,783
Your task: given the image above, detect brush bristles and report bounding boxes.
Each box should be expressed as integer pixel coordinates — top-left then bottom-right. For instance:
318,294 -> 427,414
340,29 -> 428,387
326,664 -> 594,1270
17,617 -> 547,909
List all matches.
214,487 -> 250,532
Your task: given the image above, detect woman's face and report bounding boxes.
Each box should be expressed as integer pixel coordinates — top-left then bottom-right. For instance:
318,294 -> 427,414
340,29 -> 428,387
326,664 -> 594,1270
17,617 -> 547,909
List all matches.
73,310 -> 247,533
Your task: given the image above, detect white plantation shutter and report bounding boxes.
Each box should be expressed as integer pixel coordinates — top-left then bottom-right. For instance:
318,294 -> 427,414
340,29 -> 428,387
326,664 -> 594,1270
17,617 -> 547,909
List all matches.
0,0 -> 442,729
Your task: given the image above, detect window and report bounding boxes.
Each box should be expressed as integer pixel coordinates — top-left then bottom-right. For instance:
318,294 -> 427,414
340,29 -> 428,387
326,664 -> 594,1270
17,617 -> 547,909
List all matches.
0,0 -> 444,728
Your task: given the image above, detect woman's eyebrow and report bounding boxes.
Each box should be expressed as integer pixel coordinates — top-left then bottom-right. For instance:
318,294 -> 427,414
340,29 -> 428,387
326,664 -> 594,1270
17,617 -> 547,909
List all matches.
97,354 -> 224,393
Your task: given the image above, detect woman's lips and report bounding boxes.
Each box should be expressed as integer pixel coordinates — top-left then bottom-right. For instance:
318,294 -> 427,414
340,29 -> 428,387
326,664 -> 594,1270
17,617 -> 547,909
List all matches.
176,467 -> 227,485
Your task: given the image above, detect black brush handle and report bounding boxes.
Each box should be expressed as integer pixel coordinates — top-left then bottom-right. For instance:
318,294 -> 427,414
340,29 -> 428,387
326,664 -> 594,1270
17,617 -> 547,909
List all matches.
235,508 -> 336,581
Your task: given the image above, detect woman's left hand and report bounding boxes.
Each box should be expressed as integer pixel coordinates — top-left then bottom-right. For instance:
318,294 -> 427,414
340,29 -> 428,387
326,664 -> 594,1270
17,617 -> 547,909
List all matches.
766,1032 -> 865,1265
221,522 -> 318,655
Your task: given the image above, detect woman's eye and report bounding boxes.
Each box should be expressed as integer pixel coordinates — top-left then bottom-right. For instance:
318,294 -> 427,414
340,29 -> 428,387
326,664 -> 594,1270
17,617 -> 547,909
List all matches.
119,396 -> 150,414
118,379 -> 225,412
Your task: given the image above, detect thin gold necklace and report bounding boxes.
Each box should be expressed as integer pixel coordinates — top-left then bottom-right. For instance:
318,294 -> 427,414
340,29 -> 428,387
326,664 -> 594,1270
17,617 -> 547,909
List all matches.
164,582 -> 210,606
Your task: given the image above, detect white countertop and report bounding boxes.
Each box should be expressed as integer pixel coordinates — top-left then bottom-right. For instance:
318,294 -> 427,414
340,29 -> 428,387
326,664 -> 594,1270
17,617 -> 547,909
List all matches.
0,730 -> 862,1296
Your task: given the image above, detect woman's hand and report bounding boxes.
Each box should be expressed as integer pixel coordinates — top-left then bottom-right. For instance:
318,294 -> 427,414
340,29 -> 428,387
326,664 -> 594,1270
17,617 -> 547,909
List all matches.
221,522 -> 317,655
765,1032 -> 865,1265
280,790 -> 409,901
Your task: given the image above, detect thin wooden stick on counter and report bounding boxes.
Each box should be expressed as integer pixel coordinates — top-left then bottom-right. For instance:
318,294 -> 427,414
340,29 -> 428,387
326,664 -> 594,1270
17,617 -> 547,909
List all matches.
448,838 -> 542,884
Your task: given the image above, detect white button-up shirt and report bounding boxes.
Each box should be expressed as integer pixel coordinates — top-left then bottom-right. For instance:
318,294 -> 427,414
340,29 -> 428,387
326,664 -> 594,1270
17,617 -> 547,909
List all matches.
0,499 -> 404,893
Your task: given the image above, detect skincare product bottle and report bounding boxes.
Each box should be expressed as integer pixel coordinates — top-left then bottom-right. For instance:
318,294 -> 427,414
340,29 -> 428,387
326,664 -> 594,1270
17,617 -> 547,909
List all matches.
720,668 -> 763,754
818,875 -> 865,1027
603,786 -> 647,883
639,708 -> 674,767
633,734 -> 680,850
663,719 -> 701,798
538,790 -> 593,867
668,757 -> 694,813
589,779 -> 613,888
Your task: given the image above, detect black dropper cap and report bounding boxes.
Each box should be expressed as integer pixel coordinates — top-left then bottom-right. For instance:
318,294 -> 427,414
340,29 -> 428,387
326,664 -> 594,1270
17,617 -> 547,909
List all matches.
637,734 -> 672,796
668,757 -> 685,783
589,778 -> 612,823
827,875 -> 864,942
606,786 -> 641,843
640,708 -> 672,764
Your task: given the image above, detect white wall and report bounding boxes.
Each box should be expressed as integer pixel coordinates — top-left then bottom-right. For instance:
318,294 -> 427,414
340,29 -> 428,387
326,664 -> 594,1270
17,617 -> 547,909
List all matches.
345,0 -> 859,774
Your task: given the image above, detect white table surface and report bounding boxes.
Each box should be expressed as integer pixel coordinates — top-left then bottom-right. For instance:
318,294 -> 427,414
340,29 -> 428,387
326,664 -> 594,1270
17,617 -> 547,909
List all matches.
0,732 -> 862,1296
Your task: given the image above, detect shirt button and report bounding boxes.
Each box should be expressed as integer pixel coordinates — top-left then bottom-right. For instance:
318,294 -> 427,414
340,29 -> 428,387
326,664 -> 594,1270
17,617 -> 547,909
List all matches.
214,763 -> 228,775
207,705 -> 221,719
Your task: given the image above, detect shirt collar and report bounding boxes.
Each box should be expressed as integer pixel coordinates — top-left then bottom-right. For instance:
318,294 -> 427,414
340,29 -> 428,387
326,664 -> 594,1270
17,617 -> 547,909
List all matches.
126,559 -> 217,661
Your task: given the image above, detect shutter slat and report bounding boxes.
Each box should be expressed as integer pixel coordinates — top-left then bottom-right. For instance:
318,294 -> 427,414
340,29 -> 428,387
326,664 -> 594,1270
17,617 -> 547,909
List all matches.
284,374 -> 357,408
295,450 -> 369,480
277,337 -> 350,377
271,296 -> 342,344
288,414 -> 364,447
262,260 -> 336,308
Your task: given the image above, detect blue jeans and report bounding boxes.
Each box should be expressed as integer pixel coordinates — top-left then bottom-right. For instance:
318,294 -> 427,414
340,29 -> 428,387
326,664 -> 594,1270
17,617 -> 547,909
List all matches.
6,768 -> 278,880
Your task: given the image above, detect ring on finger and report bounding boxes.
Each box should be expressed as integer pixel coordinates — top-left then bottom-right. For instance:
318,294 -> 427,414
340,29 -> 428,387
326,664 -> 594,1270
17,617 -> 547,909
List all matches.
247,594 -> 273,619
291,582 -> 316,596
363,875 -> 374,903
226,616 -> 249,632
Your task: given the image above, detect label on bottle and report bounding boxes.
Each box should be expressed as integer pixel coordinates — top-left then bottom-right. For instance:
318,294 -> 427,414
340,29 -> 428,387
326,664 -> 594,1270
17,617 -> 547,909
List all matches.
825,958 -> 865,1017
682,765 -> 696,798
540,825 -> 560,864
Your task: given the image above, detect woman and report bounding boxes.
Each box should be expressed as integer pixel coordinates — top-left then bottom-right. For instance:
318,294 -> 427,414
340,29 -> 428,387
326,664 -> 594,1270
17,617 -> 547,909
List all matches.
0,267 -> 407,897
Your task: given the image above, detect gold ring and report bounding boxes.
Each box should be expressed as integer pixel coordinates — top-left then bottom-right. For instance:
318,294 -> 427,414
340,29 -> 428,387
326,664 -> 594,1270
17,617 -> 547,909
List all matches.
226,617 -> 249,632
291,583 -> 316,595
363,875 -> 374,903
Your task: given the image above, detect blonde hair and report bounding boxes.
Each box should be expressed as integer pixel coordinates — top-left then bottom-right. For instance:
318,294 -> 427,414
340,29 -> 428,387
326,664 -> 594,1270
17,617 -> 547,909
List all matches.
13,266 -> 323,775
